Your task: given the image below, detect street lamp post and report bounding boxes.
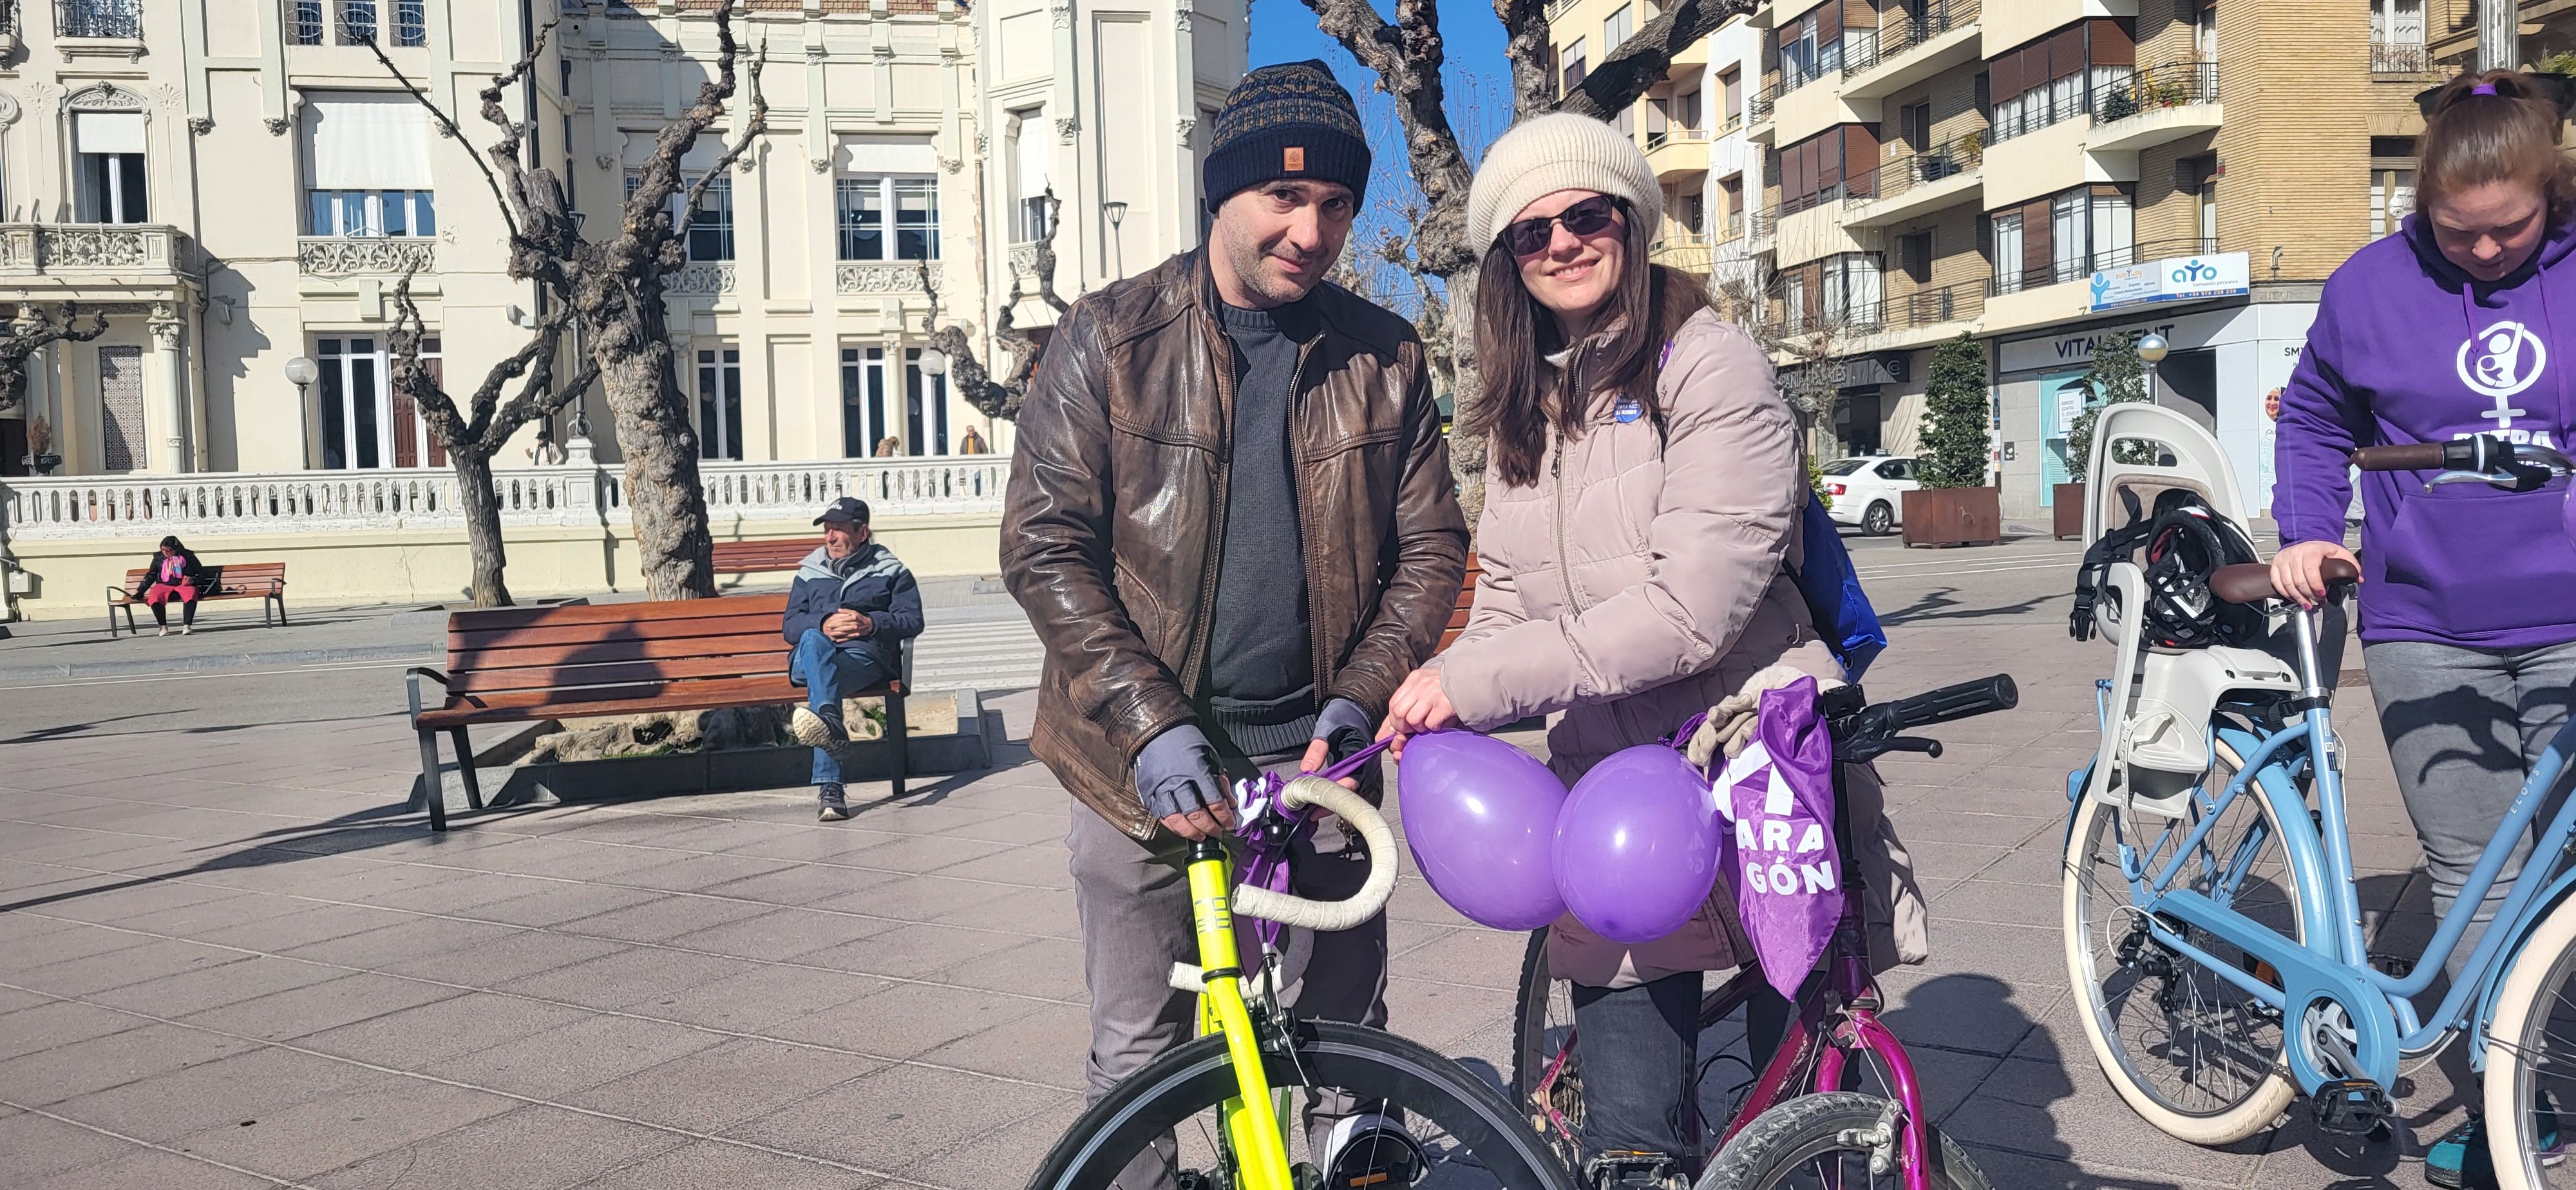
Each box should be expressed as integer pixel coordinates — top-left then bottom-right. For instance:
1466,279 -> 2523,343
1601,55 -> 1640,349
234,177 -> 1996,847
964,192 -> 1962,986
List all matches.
1103,201 -> 1128,279
285,355 -> 319,468
2136,332 -> 2170,405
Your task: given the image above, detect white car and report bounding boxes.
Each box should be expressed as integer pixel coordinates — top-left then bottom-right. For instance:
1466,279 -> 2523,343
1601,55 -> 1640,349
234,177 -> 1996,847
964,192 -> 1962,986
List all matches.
1820,455 -> 1919,536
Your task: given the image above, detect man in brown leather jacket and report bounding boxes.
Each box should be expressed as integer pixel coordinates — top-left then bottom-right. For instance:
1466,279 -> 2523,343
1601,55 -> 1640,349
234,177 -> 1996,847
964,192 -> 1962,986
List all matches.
1001,61 -> 1466,1186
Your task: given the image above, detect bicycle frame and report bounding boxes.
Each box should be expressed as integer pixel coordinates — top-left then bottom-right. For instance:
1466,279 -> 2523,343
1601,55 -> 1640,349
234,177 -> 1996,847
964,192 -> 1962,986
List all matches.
2093,601 -> 2576,1097
1184,842 -> 1295,1190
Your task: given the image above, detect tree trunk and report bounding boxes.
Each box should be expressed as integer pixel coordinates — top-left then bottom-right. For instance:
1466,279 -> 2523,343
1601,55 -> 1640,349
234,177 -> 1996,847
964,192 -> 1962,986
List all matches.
591,299 -> 715,601
1443,260 -> 1487,540
451,447 -> 513,608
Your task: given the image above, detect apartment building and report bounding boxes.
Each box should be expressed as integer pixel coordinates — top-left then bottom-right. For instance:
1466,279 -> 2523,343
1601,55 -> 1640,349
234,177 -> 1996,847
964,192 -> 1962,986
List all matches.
1575,0 -> 2436,520
0,0 -> 1242,616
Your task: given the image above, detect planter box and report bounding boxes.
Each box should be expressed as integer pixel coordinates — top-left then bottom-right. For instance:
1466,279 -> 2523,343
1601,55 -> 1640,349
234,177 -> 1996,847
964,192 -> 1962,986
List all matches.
2053,483 -> 2087,540
1900,487 -> 2002,548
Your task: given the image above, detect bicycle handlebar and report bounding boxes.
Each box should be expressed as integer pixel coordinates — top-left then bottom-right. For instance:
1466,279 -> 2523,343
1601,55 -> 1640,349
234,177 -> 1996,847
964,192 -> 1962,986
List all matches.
2351,442 -> 2450,471
1883,674 -> 2020,729
1229,776 -> 1398,933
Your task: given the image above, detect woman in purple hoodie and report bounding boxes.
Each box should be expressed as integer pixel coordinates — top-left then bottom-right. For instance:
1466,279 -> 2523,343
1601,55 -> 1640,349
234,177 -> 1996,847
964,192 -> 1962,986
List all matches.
2271,70 -> 2576,1185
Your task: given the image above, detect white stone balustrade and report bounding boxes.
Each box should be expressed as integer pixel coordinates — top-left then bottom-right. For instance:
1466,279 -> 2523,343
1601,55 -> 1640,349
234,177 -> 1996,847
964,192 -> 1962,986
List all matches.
0,455 -> 1009,540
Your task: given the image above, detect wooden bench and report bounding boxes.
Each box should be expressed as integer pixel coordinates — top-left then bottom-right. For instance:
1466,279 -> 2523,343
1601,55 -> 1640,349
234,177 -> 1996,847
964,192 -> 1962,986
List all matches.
404,592 -> 911,831
1435,553 -> 1481,654
107,562 -> 289,637
711,539 -> 815,578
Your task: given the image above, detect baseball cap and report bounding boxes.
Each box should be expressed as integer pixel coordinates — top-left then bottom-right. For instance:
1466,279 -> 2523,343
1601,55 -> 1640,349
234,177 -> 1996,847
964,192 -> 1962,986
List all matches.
813,496 -> 871,526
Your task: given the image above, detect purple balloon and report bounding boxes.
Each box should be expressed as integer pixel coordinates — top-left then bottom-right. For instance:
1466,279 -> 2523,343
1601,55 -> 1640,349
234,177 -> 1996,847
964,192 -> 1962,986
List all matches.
1397,732 -> 1570,930
1555,744 -> 1724,945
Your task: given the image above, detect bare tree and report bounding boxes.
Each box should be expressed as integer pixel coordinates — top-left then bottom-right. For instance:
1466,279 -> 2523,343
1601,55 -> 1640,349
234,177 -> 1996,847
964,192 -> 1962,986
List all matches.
1295,0 -> 1756,527
372,10 -> 766,600
1716,260 -> 1865,463
388,276 -> 599,607
0,304 -> 106,413
916,189 -> 1069,422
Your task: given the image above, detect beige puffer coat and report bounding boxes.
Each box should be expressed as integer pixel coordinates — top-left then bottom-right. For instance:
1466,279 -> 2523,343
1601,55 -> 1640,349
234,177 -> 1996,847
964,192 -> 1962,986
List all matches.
1427,305 -> 1930,990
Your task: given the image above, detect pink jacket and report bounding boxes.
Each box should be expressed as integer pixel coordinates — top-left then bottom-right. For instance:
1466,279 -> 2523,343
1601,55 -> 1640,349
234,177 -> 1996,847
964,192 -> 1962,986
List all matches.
1428,306 -> 1929,989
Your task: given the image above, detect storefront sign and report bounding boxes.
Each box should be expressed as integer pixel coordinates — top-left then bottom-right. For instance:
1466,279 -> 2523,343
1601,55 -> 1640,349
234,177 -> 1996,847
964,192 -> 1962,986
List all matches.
2088,251 -> 2251,314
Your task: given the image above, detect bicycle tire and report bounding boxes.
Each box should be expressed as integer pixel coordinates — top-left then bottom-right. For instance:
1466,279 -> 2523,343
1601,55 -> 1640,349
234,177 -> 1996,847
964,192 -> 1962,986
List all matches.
2482,885 -> 2576,1190
2061,739 -> 2300,1144
1511,927 -> 1586,1169
1694,1091 -> 1991,1190
1028,1017 -> 1576,1190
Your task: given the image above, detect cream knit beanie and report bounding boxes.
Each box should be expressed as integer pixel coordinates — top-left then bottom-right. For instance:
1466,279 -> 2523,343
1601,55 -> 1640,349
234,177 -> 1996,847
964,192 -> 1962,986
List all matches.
1466,112 -> 1663,254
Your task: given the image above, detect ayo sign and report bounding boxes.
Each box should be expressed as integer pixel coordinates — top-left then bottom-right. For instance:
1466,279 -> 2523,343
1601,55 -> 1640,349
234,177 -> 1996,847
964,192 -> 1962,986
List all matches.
2088,251 -> 2251,313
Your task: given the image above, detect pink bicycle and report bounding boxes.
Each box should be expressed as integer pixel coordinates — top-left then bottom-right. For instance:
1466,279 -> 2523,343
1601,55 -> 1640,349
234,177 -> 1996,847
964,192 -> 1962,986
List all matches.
1511,676 -> 2017,1190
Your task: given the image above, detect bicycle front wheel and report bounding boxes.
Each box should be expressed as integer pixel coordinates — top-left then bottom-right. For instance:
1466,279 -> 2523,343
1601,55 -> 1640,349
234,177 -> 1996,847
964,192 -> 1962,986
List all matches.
1029,1017 -> 1575,1190
2484,887 -> 2576,1190
2061,739 -> 2300,1145
1695,1092 -> 1991,1190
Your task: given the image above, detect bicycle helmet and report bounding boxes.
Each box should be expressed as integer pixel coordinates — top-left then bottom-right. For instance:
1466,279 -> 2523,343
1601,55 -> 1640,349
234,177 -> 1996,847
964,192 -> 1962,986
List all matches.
2071,496 -> 2262,648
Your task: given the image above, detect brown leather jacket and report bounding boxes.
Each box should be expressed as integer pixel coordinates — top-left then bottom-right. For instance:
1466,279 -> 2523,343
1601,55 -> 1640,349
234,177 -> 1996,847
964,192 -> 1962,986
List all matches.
1002,249 -> 1469,840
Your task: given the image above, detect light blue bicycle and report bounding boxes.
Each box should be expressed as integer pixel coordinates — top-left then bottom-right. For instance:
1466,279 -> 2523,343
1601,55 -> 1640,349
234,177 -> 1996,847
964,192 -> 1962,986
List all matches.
2061,433 -> 2573,1188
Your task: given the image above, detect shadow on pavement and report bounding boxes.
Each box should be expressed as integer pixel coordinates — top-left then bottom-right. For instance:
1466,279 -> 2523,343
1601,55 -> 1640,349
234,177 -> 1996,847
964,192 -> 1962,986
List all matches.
1876,588 -> 2060,625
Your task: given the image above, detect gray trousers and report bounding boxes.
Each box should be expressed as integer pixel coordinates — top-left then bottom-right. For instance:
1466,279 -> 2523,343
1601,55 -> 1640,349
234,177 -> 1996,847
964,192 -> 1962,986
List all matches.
2363,638 -> 2576,983
1066,750 -> 1390,1190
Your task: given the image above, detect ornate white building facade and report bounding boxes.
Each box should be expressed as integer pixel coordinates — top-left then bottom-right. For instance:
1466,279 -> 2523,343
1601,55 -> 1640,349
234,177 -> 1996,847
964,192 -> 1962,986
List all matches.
0,0 -> 1246,616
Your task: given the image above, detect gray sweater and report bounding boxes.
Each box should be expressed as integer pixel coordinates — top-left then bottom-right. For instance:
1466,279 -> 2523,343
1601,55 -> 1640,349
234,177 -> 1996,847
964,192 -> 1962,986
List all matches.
1204,296 -> 1320,756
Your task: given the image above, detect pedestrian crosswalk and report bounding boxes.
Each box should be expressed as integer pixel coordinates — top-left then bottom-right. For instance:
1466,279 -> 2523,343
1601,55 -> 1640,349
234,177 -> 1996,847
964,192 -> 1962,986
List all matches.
911,614 -> 1045,693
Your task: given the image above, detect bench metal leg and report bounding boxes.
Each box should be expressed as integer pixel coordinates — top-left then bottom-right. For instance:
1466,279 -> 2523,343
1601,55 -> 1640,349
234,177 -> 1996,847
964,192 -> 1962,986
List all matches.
449,728 -> 483,810
887,693 -> 908,800
416,729 -> 449,832
272,594 -> 289,627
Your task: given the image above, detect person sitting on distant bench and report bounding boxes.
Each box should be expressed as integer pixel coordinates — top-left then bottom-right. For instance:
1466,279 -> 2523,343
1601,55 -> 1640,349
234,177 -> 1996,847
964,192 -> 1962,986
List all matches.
133,535 -> 213,637
782,496 -> 925,820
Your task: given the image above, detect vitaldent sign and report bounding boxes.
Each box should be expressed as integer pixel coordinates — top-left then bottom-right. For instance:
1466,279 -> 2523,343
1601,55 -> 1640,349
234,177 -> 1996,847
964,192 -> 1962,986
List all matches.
2088,250 -> 2251,314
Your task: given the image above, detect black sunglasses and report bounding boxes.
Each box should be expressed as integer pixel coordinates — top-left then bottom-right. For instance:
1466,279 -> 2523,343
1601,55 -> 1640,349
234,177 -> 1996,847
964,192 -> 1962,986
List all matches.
1499,195 -> 1624,257
2415,72 -> 2576,118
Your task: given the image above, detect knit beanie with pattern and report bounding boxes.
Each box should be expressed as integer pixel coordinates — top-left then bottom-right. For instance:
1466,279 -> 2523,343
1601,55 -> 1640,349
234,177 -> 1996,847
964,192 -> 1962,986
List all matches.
1203,60 -> 1372,212
1466,112 -> 1662,253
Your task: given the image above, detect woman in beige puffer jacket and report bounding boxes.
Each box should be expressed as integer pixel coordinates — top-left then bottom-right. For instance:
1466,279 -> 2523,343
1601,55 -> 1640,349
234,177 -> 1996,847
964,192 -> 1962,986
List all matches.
1379,113 -> 1927,1173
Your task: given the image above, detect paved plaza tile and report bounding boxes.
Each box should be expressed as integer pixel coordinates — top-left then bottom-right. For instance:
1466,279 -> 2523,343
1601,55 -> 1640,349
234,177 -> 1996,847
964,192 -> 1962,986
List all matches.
0,603 -> 2476,1187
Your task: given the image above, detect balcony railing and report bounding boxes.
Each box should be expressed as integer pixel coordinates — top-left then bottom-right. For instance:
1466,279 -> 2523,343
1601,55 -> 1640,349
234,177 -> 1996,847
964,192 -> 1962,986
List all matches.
56,0 -> 137,37
0,455 -> 1012,540
1850,132 -> 1984,203
1870,0 -> 1977,64
1644,127 -> 1712,151
1718,109 -> 1744,136
1989,236 -> 2218,296
0,224 -> 193,276
297,236 -> 436,278
1885,279 -> 1984,330
2371,40 -> 2434,74
1718,209 -> 1746,242
2094,61 -> 2218,123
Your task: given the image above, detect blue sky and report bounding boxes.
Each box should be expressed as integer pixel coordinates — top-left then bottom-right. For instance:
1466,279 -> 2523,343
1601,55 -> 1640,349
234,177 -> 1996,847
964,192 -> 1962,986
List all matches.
1246,0 -> 1518,176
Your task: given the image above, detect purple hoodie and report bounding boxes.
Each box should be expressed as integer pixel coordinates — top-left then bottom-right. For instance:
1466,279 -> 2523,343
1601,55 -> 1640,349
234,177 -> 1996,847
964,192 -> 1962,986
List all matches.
2276,212 -> 2576,648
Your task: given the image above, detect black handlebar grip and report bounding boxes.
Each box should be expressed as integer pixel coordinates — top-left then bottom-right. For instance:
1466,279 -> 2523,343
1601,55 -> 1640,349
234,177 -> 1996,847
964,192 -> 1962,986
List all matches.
1886,674 -> 2020,730
2351,442 -> 2448,471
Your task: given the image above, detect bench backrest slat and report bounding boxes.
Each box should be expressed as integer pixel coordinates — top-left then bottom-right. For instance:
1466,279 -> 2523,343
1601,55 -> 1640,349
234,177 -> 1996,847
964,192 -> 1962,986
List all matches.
1434,554 -> 1482,654
122,562 -> 287,590
444,594 -> 797,697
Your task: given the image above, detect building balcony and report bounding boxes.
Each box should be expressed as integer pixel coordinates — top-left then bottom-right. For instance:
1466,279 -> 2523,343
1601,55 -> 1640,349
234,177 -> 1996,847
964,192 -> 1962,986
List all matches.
1982,237 -> 2220,334
296,236 -> 436,279
2085,61 -> 2221,155
1839,0 -> 1980,101
1843,134 -> 1984,228
1650,232 -> 1714,273
837,260 -> 942,295
1644,128 -> 1712,180
1771,187 -> 1874,269
666,262 -> 736,296
55,0 -> 138,39
0,225 -> 194,291
2371,40 -> 2435,75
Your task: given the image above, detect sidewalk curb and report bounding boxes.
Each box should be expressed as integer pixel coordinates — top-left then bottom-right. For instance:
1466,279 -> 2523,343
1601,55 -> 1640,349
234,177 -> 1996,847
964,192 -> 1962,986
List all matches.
0,641 -> 439,683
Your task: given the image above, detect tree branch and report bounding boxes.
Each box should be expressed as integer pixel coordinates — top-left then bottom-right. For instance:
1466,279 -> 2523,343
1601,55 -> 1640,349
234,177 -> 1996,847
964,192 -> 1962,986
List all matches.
0,303 -> 108,413
368,32 -> 520,243
1494,0 -> 1557,117
1296,0 -> 1480,276
1560,0 -> 1757,120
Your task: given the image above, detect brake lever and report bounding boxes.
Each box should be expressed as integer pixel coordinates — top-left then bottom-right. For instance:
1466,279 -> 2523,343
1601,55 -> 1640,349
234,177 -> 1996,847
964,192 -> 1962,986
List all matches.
1838,735 -> 1943,764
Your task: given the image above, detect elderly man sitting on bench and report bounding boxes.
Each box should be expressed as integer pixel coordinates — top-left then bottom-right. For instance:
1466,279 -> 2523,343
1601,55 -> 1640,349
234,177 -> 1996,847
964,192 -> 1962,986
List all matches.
783,496 -> 925,820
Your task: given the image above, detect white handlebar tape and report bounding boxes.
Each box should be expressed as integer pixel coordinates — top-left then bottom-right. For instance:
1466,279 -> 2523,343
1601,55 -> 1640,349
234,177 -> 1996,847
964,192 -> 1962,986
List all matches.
1230,776 -> 1399,932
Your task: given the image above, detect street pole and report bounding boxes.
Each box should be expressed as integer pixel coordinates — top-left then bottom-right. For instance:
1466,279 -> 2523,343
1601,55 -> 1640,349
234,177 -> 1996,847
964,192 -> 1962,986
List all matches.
2482,0 -> 2519,71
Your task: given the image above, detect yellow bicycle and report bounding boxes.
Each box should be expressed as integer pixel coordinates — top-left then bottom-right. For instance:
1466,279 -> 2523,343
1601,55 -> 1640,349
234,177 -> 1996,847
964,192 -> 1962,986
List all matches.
1028,770 -> 1575,1190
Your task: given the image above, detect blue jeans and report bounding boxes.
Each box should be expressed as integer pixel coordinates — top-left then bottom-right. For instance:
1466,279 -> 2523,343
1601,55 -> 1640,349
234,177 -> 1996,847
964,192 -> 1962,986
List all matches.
792,628 -> 891,784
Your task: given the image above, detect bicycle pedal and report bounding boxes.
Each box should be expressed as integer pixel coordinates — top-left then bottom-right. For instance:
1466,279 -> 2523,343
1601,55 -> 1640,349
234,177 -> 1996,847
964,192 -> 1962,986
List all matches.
1583,1151 -> 1683,1190
2312,1079 -> 2392,1135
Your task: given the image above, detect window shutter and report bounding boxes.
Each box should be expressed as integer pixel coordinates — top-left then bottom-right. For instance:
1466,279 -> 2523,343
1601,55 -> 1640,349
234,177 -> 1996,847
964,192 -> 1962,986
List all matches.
2089,17 -> 2136,67
1988,48 -> 2022,102
75,111 -> 146,155
1818,1 -> 1841,46
2023,199 -> 2052,279
305,95 -> 433,189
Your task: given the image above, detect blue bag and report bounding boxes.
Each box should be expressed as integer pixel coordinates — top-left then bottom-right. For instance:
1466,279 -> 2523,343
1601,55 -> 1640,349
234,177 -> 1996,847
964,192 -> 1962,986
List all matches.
1785,490 -> 1887,680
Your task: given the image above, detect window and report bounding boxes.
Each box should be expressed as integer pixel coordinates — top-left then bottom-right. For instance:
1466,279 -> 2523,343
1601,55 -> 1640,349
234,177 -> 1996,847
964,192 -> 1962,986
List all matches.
1561,38 -> 1587,97
1875,459 -> 1913,480
1991,211 -> 2023,292
905,347 -> 949,457
291,0 -> 323,43
394,0 -> 424,46
336,0 -> 374,44
1778,125 -> 1880,209
1821,253 -> 1883,326
696,347 -> 743,460
1718,175 -> 1743,235
688,174 -> 734,262
1673,88 -> 1701,131
73,111 -> 147,223
1901,101 -> 1931,151
1785,270 -> 1808,334
839,176 -> 941,261
1986,18 -> 2134,140
303,95 -> 434,236
1719,68 -> 1741,124
2372,168 -> 2417,238
314,334 -> 444,470
58,0 -> 140,37
1012,108 -> 1052,242
308,190 -> 437,237
842,347 -> 891,457
1603,5 -> 1631,50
